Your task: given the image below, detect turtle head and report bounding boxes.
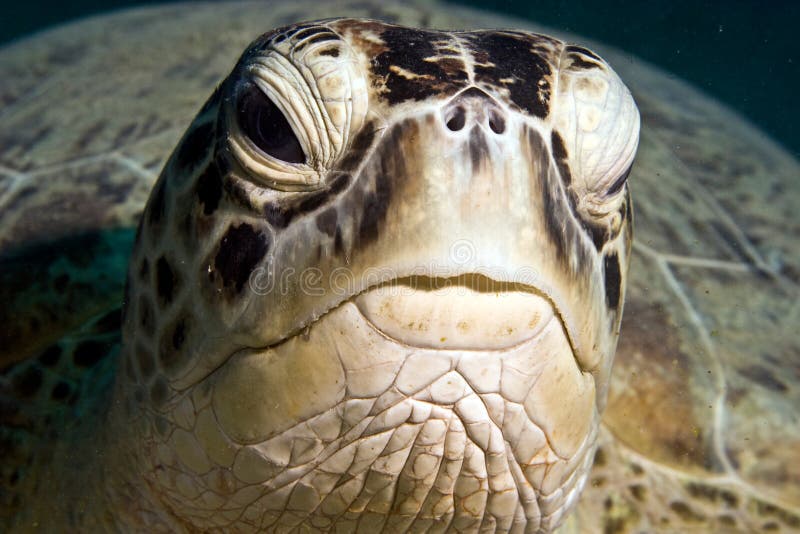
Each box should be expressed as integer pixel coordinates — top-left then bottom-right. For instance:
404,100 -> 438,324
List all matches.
118,19 -> 638,531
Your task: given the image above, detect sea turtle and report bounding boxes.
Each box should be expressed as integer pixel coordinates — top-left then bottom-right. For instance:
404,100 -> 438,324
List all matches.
0,1 -> 798,532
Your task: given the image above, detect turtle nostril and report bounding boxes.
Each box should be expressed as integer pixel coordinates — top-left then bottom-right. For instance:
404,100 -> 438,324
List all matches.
446,106 -> 466,131
489,111 -> 505,134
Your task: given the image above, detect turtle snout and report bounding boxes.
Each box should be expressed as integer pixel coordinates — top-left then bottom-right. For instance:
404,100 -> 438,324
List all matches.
442,86 -> 506,135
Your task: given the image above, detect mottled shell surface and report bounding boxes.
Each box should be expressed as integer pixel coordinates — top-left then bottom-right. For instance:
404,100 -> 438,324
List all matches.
0,1 -> 797,532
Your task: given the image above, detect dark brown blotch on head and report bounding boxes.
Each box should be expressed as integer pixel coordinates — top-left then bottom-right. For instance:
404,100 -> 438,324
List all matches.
603,252 -> 622,310
157,314 -> 193,376
466,32 -> 553,118
334,228 -> 344,255
316,208 -> 338,237
72,340 -> 108,367
264,202 -> 292,229
535,127 -> 592,273
372,27 -> 468,105
195,161 -> 223,216
338,124 -> 377,172
213,223 -> 271,293
264,173 -> 351,230
175,121 -> 215,171
356,126 -> 402,245
156,256 -> 177,305
550,130 -> 572,186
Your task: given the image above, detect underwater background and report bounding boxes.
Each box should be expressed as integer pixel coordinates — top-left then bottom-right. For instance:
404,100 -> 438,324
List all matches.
1,0 -> 797,156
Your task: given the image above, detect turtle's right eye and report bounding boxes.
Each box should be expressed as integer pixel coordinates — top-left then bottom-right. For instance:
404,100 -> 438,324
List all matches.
237,85 -> 306,164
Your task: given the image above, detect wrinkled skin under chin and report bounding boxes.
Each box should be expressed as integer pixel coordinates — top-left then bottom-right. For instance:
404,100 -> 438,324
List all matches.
143,300 -> 599,532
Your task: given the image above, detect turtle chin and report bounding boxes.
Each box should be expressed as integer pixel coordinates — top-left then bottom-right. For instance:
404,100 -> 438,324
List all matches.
169,274 -> 600,532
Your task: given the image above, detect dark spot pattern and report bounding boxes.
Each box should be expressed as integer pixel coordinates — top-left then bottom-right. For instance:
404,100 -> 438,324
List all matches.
550,130 -> 572,186
195,161 -> 223,215
13,367 -> 42,398
50,381 -> 70,401
156,256 -> 177,304
603,252 -> 622,310
318,46 -> 340,57
94,308 -> 122,333
593,446 -> 607,467
669,501 -> 706,522
113,123 -> 137,146
334,228 -> 344,255
738,364 -> 787,392
213,224 -> 271,293
549,130 -> 627,251
136,343 -> 155,379
172,319 -> 187,350
264,173 -> 351,229
72,340 -> 107,367
264,202 -> 292,229
316,208 -> 338,237
536,128 -> 591,272
465,32 -> 553,118
629,484 -> 647,501
38,345 -> 61,367
138,294 -> 155,335
74,120 -> 107,150
338,124 -> 377,172
355,125 -> 404,245
175,121 -> 215,171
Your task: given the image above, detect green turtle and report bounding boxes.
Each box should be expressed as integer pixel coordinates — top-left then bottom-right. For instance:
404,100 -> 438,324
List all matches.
1,1 -> 798,532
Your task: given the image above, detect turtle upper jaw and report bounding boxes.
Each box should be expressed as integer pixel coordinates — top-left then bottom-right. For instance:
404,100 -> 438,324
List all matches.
354,274 -> 557,351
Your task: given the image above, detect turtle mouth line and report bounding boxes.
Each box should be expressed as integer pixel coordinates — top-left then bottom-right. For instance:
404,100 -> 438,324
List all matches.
352,274 -> 560,350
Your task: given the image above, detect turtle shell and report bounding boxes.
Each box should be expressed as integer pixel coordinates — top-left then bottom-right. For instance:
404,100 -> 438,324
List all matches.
0,1 -> 797,532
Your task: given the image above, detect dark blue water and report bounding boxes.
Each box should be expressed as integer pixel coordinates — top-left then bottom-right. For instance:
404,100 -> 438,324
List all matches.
1,1 -> 797,156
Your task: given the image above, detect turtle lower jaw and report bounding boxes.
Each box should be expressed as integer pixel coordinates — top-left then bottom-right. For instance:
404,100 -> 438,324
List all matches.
353,274 -> 557,350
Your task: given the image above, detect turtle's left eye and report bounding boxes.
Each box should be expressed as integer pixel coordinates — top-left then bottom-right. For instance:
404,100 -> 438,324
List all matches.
237,85 -> 306,164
